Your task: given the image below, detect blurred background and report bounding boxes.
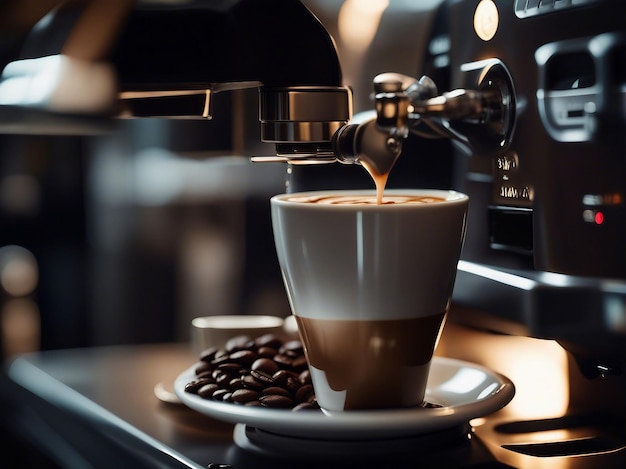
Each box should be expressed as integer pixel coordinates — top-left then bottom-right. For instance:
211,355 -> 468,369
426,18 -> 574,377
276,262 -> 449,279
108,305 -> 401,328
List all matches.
0,0 -> 293,357
0,97 -> 294,357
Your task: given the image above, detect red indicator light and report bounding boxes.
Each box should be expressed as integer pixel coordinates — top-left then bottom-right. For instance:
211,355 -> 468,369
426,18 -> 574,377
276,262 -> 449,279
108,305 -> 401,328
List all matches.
594,211 -> 604,225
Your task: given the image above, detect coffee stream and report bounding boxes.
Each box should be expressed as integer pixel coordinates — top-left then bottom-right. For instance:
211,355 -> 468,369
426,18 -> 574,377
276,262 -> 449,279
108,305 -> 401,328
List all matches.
285,153 -> 446,204
288,148 -> 445,205
360,159 -> 389,205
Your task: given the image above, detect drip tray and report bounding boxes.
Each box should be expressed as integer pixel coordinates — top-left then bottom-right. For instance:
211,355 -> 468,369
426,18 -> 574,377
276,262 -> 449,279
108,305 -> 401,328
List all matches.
233,422 -> 472,460
503,436 -> 624,457
495,413 -> 626,458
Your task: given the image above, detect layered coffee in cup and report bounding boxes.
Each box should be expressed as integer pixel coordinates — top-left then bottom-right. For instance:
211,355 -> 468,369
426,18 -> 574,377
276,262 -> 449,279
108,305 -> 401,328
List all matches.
271,189 -> 468,412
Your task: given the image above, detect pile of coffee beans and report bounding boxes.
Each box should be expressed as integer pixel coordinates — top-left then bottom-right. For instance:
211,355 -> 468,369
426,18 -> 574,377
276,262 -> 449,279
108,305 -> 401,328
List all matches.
184,333 -> 320,411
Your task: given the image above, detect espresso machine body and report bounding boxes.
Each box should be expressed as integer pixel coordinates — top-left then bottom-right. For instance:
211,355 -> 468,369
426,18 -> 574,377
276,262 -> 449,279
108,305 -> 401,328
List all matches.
444,0 -> 626,374
436,1 -> 626,466
452,1 -> 626,279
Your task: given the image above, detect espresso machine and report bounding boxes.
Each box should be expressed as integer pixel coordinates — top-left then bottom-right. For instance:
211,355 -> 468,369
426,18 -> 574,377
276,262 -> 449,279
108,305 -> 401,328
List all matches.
0,0 -> 624,467
418,1 -> 626,467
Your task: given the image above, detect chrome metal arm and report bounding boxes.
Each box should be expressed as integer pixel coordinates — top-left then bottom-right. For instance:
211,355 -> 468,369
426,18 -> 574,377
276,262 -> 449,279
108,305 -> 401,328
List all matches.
328,61 -> 516,171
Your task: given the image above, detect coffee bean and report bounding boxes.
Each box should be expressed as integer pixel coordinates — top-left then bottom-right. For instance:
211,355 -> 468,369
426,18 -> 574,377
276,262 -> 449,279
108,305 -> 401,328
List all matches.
187,334 -> 317,411
212,388 -> 230,401
250,369 -> 276,388
225,335 -> 253,352
214,349 -> 229,361
281,340 -> 304,356
199,347 -> 219,362
229,378 -> 244,390
196,370 -> 214,381
215,371 -> 234,386
241,374 -> 265,391
261,386 -> 292,398
255,334 -> 283,349
292,356 -> 308,371
229,349 -> 257,366
184,378 -> 212,394
231,388 -> 259,403
272,369 -> 298,385
273,354 -> 293,369
259,394 -> 294,408
292,402 -> 320,412
284,375 -> 301,394
194,361 -> 212,375
271,370 -> 287,386
295,384 -> 315,403
257,346 -> 278,358
211,354 -> 232,367
251,358 -> 279,375
217,362 -> 244,374
198,383 -> 219,398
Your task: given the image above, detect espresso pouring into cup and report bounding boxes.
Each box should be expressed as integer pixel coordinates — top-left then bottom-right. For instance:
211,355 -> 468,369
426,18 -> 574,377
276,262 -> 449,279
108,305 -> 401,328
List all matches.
269,73 -> 475,412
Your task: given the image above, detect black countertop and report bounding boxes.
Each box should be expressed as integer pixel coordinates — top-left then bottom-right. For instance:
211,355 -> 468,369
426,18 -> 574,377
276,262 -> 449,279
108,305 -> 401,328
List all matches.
1,342 -> 508,468
2,326 -> 624,468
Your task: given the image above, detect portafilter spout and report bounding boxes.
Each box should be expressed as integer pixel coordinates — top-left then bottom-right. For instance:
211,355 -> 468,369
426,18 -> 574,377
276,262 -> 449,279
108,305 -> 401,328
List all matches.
327,63 -> 516,173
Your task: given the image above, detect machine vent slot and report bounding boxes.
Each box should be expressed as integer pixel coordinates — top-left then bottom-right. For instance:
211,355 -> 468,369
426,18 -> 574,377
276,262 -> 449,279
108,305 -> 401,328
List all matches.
503,437 -> 624,457
546,52 -> 595,90
515,0 -> 601,18
535,42 -> 600,141
488,206 -> 533,255
497,414 -> 626,457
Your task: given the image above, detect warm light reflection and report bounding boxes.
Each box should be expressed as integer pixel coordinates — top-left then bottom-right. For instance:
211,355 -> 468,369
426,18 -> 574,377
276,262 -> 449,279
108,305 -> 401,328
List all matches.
477,382 -> 499,400
0,54 -> 116,113
498,338 -> 569,419
440,367 -> 488,394
338,0 -> 389,54
1,298 -> 40,358
470,417 -> 487,427
0,245 -> 38,297
523,429 -> 571,443
439,322 -> 570,420
457,260 -> 536,291
473,0 -> 499,41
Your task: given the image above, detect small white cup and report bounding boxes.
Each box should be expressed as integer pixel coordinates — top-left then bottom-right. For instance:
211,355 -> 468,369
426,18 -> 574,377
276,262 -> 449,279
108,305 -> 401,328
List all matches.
191,315 -> 285,355
271,189 -> 468,412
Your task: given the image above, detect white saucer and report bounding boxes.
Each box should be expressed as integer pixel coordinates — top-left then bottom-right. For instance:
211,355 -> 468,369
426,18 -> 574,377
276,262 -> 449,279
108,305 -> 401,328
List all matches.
174,356 -> 514,440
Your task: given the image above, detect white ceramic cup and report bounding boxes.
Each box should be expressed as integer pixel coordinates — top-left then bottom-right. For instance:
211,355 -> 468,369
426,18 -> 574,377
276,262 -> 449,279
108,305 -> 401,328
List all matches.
191,315 -> 285,355
271,189 -> 468,412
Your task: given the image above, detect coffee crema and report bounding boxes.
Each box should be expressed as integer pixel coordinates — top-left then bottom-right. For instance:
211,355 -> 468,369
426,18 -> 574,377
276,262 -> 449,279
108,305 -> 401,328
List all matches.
285,194 -> 446,205
295,313 -> 446,410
